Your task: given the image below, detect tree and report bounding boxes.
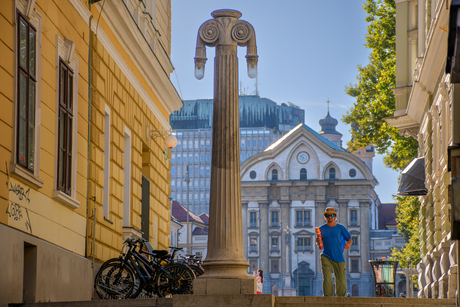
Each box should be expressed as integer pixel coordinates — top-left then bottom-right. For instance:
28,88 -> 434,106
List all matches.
390,196 -> 421,268
343,0 -> 418,171
345,0 -> 421,271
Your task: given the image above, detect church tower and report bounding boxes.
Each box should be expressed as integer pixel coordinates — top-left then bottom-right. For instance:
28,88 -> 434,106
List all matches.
318,99 -> 343,148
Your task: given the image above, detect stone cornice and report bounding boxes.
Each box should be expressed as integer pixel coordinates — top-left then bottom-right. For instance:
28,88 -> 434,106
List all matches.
93,2 -> 182,125
405,0 -> 448,124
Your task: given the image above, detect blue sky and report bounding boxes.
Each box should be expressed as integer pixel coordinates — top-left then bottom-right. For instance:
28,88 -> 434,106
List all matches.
170,0 -> 400,203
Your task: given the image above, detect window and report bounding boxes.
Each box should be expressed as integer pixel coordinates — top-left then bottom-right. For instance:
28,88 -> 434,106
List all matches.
253,140 -> 256,147
349,168 -> 356,178
250,237 -> 258,252
194,156 -> 198,161
123,128 -> 131,227
271,258 -> 279,273
272,169 -> 278,181
206,154 -> 210,161
351,236 -> 358,250
271,211 -> 279,227
265,140 -> 268,147
250,212 -> 257,227
296,210 -> 311,227
177,157 -> 181,162
329,167 -> 336,179
351,259 -> 359,273
300,168 -> 307,180
250,170 -> 256,179
297,237 -> 311,251
16,14 -> 37,173
249,259 -> 258,273
200,169 -> 204,175
188,156 -> 192,162
103,108 -> 111,218
200,154 -> 204,161
171,168 -> 175,175
259,140 -> 263,147
271,237 -> 279,251
247,140 -> 251,147
350,210 -> 358,226
56,60 -> 74,195
177,144 -> 181,149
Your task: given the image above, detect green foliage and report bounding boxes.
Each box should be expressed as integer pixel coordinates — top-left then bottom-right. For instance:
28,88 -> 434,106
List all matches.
343,0 -> 418,170
345,0 -> 422,271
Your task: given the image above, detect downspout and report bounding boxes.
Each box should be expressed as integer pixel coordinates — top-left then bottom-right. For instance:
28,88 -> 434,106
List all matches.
86,3 -> 94,297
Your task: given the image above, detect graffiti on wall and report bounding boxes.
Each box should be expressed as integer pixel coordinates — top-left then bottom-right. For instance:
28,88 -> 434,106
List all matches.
7,179 -> 33,234
6,202 -> 32,233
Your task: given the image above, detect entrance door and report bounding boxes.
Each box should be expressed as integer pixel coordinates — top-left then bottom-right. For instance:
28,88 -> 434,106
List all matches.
299,277 -> 310,296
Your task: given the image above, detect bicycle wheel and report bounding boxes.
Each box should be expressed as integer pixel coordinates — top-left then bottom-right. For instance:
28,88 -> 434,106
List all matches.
94,262 -> 135,299
156,263 -> 195,297
189,264 -> 204,277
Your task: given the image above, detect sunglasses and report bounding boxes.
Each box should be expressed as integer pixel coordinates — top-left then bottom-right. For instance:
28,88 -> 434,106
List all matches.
324,214 -> 335,218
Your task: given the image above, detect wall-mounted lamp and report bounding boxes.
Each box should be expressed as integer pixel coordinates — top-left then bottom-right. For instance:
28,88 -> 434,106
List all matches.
148,127 -> 178,149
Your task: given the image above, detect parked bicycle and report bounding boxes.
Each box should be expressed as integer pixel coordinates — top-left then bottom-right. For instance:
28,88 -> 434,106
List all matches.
180,254 -> 204,277
94,238 -> 195,299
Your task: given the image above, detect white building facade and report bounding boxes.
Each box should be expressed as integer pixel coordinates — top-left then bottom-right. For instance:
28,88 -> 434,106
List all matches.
241,117 -> 380,297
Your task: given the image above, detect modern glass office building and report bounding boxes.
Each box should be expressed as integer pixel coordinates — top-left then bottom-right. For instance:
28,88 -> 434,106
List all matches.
169,95 -> 305,214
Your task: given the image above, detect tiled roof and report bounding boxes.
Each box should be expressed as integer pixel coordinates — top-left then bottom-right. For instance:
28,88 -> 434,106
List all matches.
171,200 -> 205,224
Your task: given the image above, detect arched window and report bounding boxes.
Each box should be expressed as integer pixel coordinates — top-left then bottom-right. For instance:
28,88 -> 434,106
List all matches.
300,168 -> 307,180
329,167 -> 336,179
272,169 -> 278,181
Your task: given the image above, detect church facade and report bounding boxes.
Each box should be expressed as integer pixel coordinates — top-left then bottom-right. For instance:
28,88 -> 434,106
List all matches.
241,112 -> 380,297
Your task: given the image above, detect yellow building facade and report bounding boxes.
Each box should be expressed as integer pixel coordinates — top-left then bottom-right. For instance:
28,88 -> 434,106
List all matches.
0,0 -> 181,305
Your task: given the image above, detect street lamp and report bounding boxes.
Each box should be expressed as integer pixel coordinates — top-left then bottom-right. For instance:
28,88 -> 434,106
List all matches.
184,165 -> 190,254
279,222 -> 292,296
295,237 -> 299,296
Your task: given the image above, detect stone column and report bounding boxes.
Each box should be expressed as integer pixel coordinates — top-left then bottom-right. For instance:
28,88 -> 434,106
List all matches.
242,201 -> 249,260
359,201 -> 370,273
315,200 -> 326,295
193,9 -> 258,294
280,200 -> 290,274
259,201 -> 269,274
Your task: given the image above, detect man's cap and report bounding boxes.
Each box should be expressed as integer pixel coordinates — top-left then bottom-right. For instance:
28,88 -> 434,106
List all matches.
323,207 -> 337,216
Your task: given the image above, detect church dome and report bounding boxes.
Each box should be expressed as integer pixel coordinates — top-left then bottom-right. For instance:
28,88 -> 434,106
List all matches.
319,111 -> 341,135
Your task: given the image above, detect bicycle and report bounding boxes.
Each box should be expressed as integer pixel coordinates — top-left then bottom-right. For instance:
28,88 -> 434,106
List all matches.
94,238 -> 195,299
180,254 -> 204,277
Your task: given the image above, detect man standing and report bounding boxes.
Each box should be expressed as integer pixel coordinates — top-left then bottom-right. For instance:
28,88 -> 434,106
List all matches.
316,207 -> 352,297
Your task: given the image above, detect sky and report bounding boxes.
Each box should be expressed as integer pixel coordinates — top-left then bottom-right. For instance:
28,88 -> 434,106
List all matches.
169,0 -> 400,203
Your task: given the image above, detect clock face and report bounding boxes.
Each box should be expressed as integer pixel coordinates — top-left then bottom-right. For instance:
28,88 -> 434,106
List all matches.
297,152 -> 309,164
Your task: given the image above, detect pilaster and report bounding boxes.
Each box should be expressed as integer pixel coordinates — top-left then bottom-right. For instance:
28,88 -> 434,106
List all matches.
359,201 -> 370,273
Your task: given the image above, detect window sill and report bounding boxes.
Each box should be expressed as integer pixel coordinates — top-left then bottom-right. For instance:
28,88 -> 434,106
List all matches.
294,225 -> 313,229
52,189 -> 80,209
10,163 -> 44,189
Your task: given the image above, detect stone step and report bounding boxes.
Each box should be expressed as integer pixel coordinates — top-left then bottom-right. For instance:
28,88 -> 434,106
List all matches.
274,296 -> 456,307
8,298 -> 172,307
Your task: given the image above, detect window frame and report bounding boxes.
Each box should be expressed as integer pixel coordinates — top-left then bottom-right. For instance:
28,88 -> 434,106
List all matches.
11,7 -> 44,189
296,236 -> 312,252
295,209 -> 312,227
300,168 -> 307,180
270,210 -> 279,228
249,211 -> 257,228
52,35 -> 79,209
